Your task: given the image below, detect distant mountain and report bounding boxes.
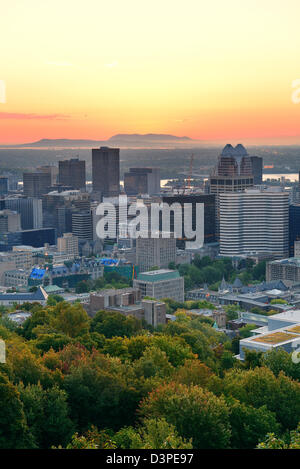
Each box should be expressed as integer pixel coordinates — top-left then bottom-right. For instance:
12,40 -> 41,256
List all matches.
19,138 -> 106,147
108,133 -> 192,142
1,134 -> 196,149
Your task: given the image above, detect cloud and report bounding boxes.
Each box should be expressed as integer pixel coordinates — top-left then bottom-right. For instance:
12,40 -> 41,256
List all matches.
0,112 -> 70,120
174,118 -> 190,123
45,61 -> 73,67
104,61 -> 118,68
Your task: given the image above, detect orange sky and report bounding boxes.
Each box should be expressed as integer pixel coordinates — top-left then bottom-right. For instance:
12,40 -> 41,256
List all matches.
1,0 -> 300,144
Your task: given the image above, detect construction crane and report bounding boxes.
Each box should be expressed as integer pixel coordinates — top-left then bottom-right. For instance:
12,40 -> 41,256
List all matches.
183,153 -> 194,194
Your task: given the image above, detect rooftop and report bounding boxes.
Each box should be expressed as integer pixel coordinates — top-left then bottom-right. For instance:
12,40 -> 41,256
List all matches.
137,269 -> 180,282
252,331 -> 295,345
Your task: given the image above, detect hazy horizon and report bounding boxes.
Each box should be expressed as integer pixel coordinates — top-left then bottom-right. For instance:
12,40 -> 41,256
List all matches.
1,1 -> 300,144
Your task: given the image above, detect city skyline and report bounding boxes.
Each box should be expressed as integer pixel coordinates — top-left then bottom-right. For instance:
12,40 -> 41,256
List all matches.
1,1 -> 300,144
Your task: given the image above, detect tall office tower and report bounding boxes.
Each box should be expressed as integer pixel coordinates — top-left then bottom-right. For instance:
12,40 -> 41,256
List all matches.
42,190 -> 91,236
92,147 -> 120,197
250,156 -> 263,185
71,211 -> 93,241
92,195 -> 137,241
210,144 -> 254,193
209,143 -> 254,236
219,188 -> 289,259
124,168 -> 161,195
289,204 -> 300,257
4,197 -> 43,230
0,210 -> 21,232
23,171 -> 51,198
162,194 -> 216,248
20,228 -> 57,248
136,236 -> 176,272
37,165 -> 58,185
1,173 -> 19,191
58,158 -> 86,190
0,177 -> 8,195
57,233 -> 79,257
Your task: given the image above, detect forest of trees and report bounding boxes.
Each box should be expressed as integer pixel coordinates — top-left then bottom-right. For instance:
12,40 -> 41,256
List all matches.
0,299 -> 299,449
168,256 -> 267,292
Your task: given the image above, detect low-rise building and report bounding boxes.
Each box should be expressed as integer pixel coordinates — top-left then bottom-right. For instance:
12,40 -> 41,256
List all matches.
239,309 -> 300,359
266,257 -> 300,285
4,269 -> 30,287
133,269 -> 184,302
86,288 -> 166,326
0,286 -> 48,306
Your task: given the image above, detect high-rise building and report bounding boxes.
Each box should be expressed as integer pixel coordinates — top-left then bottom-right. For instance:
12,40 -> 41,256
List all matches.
37,165 -> 58,186
57,232 -> 79,257
4,197 -> 43,230
209,144 -> 254,236
124,168 -> 161,195
250,156 -> 263,185
92,147 -> 120,197
136,236 -> 176,272
219,188 -> 289,258
289,204 -> 300,257
162,193 -> 216,248
0,177 -> 9,195
0,210 -> 21,232
58,158 -> 86,190
23,171 -> 51,198
72,211 -> 93,241
42,190 -> 90,236
209,144 -> 254,194
20,228 -> 57,248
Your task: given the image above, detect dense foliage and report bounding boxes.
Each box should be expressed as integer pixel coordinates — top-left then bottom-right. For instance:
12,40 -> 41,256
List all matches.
0,300 -> 299,449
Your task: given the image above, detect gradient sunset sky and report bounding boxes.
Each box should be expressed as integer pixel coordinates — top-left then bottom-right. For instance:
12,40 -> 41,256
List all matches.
1,0 -> 300,144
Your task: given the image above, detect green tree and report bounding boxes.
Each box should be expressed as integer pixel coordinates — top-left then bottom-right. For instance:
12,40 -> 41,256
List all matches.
139,382 -> 231,449
0,373 -> 33,449
50,302 -> 90,338
90,310 -> 142,338
221,367 -> 300,430
115,418 -> 193,449
227,398 -> 280,449
19,383 -> 74,448
257,423 -> 300,449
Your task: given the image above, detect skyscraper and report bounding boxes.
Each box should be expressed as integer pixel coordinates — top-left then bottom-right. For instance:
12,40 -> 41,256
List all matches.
124,168 -> 161,195
4,197 -> 43,230
136,236 -> 176,272
23,171 -> 51,198
58,158 -> 86,190
209,144 -> 254,194
162,193 -> 216,248
250,156 -> 263,185
209,144 -> 254,236
92,147 -> 120,198
0,177 -> 8,195
0,210 -> 21,232
72,211 -> 93,241
289,204 -> 300,257
219,188 -> 289,258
